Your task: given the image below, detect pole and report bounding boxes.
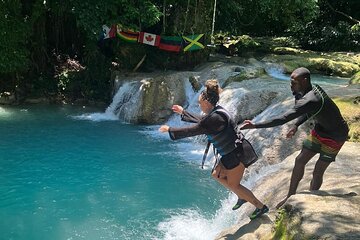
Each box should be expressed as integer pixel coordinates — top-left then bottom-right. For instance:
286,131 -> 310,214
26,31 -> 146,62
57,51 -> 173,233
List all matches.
211,0 -> 217,44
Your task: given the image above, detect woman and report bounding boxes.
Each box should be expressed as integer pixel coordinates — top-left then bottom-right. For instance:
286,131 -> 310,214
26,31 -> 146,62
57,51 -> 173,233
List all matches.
159,79 -> 268,220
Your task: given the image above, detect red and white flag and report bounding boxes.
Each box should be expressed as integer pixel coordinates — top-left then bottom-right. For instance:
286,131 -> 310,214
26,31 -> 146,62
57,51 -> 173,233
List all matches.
138,32 -> 161,46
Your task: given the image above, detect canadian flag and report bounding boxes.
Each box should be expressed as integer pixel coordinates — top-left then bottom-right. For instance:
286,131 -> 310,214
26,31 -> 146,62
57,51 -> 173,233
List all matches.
138,32 -> 161,46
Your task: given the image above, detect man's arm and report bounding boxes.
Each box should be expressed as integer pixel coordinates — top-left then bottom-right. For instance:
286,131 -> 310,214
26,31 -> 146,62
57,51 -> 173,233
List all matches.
254,108 -> 303,128
243,99 -> 315,129
294,114 -> 308,127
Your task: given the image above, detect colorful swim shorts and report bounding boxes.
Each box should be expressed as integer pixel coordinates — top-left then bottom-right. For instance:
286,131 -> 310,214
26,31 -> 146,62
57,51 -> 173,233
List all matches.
303,129 -> 344,162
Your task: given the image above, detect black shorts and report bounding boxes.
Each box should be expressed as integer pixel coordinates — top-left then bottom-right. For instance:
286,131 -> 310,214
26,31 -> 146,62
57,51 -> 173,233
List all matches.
220,148 -> 242,170
220,140 -> 258,170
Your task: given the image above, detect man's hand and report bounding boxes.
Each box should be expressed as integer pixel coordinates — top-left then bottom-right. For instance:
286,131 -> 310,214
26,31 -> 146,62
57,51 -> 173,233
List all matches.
286,125 -> 298,138
172,105 -> 183,114
159,125 -> 170,132
240,120 -> 255,130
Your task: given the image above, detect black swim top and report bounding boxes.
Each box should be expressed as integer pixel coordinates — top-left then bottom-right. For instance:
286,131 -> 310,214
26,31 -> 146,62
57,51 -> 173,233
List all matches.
254,84 -> 349,141
168,107 -> 227,140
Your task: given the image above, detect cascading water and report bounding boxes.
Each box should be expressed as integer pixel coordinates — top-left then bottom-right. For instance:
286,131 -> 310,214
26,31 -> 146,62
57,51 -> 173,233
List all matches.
106,80 -> 143,122
71,62 -> 349,240
73,80 -> 144,122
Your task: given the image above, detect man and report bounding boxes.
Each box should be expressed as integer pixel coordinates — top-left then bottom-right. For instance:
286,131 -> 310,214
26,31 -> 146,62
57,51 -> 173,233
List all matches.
241,67 -> 349,208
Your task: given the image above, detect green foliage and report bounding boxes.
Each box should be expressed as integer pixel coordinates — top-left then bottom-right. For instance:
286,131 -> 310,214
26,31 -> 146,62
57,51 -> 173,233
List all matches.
79,40 -> 112,101
0,0 -> 30,74
235,35 -> 260,50
273,209 -> 288,240
72,0 -> 162,40
272,207 -> 305,240
292,20 -> 360,51
216,0 -> 318,35
333,97 -> 360,142
1,0 -> 359,103
291,0 -> 360,51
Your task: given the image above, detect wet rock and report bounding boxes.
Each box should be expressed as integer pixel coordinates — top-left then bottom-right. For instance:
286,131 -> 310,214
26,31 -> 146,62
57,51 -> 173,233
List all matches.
137,74 -> 186,124
215,142 -> 360,240
189,75 -> 202,92
0,92 -> 15,104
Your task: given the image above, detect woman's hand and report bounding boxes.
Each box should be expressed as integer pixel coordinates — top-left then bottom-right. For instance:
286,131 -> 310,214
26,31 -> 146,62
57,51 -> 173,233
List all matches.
239,120 -> 255,130
159,125 -> 170,132
172,105 -> 183,114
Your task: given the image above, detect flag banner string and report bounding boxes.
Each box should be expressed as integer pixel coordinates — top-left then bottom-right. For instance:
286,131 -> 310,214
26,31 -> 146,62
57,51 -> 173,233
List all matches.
99,25 -> 205,53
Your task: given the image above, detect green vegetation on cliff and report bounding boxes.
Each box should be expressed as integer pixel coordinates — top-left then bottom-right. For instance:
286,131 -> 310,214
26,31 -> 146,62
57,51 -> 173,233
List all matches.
334,97 -> 360,142
0,0 -> 359,103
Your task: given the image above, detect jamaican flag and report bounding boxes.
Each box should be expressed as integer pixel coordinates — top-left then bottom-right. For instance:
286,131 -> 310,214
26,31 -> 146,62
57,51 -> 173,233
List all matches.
182,34 -> 205,52
158,36 -> 183,52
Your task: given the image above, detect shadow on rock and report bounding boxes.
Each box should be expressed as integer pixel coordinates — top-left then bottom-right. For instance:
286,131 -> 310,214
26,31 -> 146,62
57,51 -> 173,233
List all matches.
220,215 -> 272,240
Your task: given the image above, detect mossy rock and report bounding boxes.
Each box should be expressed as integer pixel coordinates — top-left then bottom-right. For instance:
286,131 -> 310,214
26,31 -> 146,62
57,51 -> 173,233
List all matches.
272,205 -> 306,240
263,53 -> 360,77
272,47 -> 307,55
333,97 -> 360,142
350,71 -> 360,84
348,121 -> 360,142
223,66 -> 266,86
308,58 -> 360,77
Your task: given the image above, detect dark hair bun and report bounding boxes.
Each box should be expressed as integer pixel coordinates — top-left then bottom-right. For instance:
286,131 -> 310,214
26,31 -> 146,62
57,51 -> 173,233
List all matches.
202,79 -> 220,105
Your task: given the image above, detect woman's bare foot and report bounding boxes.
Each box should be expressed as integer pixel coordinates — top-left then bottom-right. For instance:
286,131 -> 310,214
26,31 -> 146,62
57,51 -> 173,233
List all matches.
276,197 -> 289,209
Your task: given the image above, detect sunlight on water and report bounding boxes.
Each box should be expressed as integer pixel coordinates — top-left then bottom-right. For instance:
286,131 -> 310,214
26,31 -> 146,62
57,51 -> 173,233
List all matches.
266,67 -> 349,86
0,107 -> 12,118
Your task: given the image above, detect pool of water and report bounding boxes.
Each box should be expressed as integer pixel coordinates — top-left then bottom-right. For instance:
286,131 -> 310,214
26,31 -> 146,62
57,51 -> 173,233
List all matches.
266,67 -> 349,86
0,105 -> 228,240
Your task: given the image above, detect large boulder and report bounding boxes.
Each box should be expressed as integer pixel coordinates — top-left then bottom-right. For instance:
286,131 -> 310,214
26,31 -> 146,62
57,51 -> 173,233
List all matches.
350,71 -> 360,84
137,73 -> 186,124
220,79 -> 288,123
215,142 -> 360,240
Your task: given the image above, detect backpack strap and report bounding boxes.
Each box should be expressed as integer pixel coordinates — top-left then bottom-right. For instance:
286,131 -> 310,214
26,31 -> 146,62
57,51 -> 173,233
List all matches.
201,141 -> 211,169
211,145 -> 221,177
201,141 -> 221,178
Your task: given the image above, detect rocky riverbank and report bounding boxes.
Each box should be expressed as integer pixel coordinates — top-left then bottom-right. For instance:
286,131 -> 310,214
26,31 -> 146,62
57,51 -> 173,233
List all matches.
215,141 -> 360,240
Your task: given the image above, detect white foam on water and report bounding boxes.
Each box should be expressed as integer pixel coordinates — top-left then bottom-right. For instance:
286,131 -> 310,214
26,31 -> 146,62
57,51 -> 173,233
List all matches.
71,112 -> 119,121
156,163 -> 281,240
0,107 -> 12,118
71,81 -> 143,122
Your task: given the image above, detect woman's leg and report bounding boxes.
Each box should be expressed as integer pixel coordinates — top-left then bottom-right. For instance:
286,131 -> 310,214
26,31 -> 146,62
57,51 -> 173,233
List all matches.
225,163 -> 264,209
211,164 -> 230,187
212,163 -> 264,209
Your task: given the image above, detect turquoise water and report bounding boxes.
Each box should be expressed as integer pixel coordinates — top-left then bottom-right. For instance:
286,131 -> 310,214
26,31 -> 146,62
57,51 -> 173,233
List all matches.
266,68 -> 349,86
0,105 -> 227,240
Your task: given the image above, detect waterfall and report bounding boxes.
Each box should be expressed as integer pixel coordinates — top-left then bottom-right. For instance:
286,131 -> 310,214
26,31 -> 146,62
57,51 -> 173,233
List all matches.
72,80 -> 143,122
105,80 -> 143,122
